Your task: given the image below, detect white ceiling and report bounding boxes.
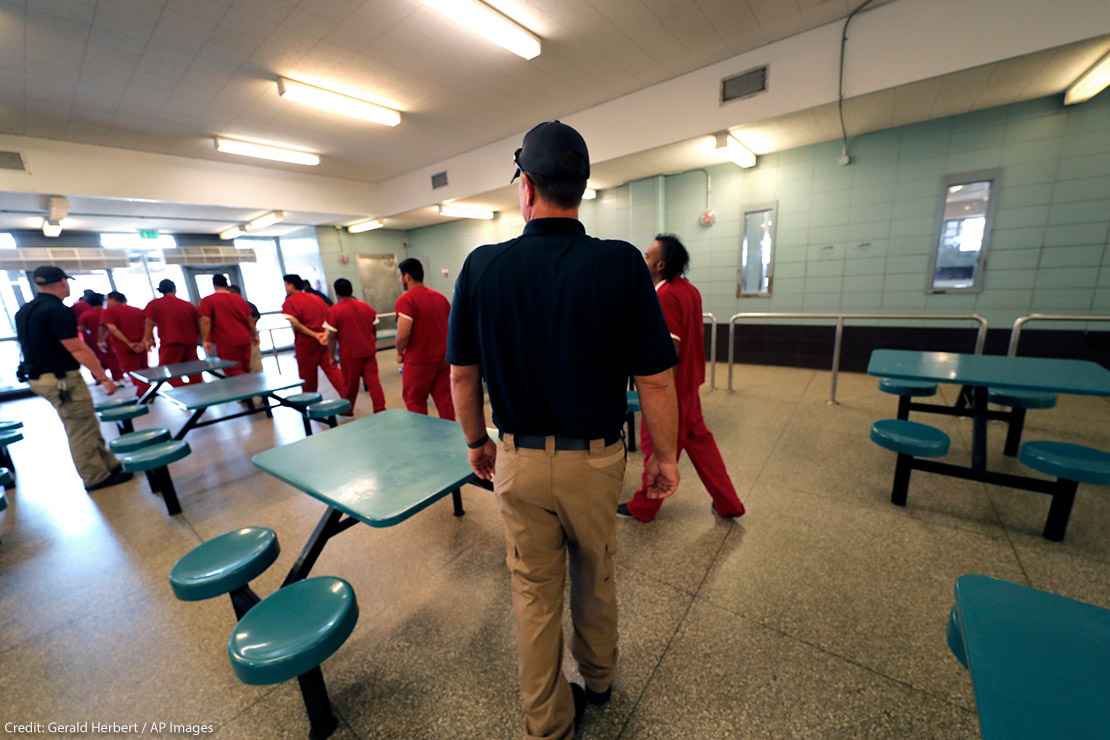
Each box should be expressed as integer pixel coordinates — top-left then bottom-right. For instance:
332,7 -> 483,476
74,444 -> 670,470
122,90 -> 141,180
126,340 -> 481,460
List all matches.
0,0 -> 895,182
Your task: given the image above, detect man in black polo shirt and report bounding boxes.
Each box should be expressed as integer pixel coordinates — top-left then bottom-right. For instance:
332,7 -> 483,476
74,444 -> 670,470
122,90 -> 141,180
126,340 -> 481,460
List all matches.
16,266 -> 132,491
448,121 -> 680,739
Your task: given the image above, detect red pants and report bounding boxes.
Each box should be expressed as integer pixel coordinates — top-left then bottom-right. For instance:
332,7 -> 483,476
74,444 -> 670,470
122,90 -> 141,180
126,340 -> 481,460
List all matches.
401,361 -> 455,420
217,343 -> 252,377
628,392 -> 744,522
295,341 -> 345,394
158,343 -> 201,386
114,349 -> 150,398
95,347 -> 122,382
341,353 -> 386,414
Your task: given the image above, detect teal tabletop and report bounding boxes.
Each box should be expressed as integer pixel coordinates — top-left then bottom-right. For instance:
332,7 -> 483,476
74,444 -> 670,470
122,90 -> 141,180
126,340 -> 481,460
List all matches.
252,410 -> 480,528
130,358 -> 237,383
950,574 -> 1110,739
868,350 -> 1110,396
164,372 -> 302,409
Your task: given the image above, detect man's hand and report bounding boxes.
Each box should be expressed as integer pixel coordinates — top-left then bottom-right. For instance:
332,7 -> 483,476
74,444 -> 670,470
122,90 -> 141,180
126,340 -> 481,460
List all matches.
644,456 -> 680,499
129,341 -> 145,353
315,331 -> 328,346
102,379 -> 118,395
395,351 -> 404,365
467,438 -> 497,481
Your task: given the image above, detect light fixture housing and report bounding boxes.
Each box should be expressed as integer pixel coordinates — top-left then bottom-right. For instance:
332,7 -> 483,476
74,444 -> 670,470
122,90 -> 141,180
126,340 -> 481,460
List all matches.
244,211 -> 285,232
1065,50 -> 1110,105
42,219 -> 62,238
347,218 -> 385,233
582,188 -> 597,200
214,137 -> 320,166
278,78 -> 402,126
422,0 -> 541,60
219,226 -> 244,241
715,132 -> 757,168
439,204 -> 495,220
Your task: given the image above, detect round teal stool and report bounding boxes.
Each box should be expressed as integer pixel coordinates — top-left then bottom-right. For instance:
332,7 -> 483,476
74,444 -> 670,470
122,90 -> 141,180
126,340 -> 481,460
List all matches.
94,396 -> 133,412
1019,441 -> 1110,542
989,388 -> 1058,458
228,577 -> 358,739
109,427 -> 171,454
305,399 -> 351,433
170,527 -> 279,618
98,403 -> 149,434
0,429 -> 21,488
117,440 -> 191,516
286,392 -> 323,409
878,378 -> 938,420
870,419 -> 951,508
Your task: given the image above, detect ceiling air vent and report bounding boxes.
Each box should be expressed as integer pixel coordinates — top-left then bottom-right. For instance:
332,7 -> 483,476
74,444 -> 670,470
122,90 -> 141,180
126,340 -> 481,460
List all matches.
0,151 -> 26,171
721,66 -> 768,103
431,171 -> 448,189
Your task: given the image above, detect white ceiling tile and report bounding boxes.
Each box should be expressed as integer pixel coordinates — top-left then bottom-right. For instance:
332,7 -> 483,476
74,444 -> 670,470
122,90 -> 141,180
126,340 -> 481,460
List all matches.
164,0 -> 231,23
27,0 -> 93,24
147,9 -> 223,55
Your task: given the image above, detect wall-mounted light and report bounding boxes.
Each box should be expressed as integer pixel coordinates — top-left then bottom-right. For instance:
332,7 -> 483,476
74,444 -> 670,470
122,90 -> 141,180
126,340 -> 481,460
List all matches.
219,226 -> 244,241
277,78 -> 402,126
582,188 -> 597,200
715,132 -> 757,168
215,137 -> 320,166
439,204 -> 495,220
42,219 -> 63,238
1065,50 -> 1110,105
422,0 -> 541,60
244,211 -> 285,232
347,218 -> 385,233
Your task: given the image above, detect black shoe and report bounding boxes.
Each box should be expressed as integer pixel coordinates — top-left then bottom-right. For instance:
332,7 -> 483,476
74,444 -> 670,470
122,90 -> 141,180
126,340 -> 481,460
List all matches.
570,683 -> 587,732
585,686 -> 611,705
86,467 -> 134,492
616,503 -> 634,519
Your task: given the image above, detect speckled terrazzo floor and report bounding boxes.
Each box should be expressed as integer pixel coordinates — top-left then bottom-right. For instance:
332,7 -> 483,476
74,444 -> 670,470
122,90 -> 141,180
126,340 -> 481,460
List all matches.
2,357 -> 1109,739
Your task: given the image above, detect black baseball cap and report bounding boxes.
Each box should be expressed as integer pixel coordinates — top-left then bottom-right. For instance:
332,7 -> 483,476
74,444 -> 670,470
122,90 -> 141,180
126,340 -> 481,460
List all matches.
157,278 -> 176,293
32,265 -> 72,285
512,120 -> 590,183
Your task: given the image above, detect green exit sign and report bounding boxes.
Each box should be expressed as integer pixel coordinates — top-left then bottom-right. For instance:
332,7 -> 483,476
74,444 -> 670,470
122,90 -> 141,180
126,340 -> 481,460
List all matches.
139,230 -> 159,239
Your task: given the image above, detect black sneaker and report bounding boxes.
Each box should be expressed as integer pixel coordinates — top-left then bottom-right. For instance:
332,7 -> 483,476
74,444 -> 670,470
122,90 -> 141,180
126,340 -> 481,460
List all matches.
570,683 -> 587,732
585,686 -> 611,705
86,467 -> 134,492
616,503 -> 635,519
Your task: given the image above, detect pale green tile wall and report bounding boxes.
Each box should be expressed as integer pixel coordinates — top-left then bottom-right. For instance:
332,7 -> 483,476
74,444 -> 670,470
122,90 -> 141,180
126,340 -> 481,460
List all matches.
316,226 -> 408,298
403,93 -> 1110,330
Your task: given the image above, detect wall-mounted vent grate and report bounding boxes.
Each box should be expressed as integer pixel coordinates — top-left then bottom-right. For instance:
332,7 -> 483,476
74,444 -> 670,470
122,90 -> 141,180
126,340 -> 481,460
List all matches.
164,246 -> 257,266
721,66 -> 768,103
431,171 -> 448,189
0,151 -> 26,171
0,248 -> 129,271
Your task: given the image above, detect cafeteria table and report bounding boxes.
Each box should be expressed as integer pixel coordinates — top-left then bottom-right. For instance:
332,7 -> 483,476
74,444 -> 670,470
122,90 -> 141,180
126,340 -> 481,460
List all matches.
252,410 -> 494,586
130,357 -> 238,404
163,371 -> 304,440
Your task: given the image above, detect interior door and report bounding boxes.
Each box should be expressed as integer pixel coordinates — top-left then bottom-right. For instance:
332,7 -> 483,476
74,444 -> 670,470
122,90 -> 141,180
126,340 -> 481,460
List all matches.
182,266 -> 244,303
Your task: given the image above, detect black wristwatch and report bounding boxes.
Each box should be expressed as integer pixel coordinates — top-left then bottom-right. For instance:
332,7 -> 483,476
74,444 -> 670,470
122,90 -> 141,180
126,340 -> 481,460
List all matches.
467,433 -> 490,449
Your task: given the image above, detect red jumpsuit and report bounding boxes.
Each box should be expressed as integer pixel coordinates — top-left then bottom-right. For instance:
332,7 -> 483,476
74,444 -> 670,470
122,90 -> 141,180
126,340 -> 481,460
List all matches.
282,291 -> 345,394
144,294 -> 202,385
626,277 -> 745,522
198,290 -> 254,376
102,302 -> 151,397
77,308 -> 122,381
395,284 -> 455,420
326,298 -> 386,413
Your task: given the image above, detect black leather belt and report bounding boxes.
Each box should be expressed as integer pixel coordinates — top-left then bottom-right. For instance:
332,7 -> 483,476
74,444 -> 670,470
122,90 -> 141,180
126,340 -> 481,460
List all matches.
502,431 -> 622,451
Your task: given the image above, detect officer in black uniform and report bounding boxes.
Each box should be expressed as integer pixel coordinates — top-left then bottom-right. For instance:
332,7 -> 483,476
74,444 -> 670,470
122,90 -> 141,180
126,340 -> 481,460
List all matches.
447,121 -> 681,738
16,266 -> 132,491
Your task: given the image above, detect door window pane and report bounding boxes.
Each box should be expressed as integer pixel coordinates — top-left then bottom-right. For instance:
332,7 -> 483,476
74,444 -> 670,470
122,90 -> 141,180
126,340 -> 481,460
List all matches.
931,178 -> 993,291
280,232 -> 326,296
738,207 -> 776,296
237,238 -> 285,313
110,259 -> 156,308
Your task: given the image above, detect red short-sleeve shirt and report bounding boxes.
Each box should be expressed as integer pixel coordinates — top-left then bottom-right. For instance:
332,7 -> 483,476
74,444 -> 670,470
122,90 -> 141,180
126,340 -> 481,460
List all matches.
101,303 -> 147,356
282,291 -> 330,350
395,285 -> 450,365
144,294 -> 199,345
656,277 -> 705,398
199,291 -> 253,348
77,307 -> 102,346
326,299 -> 378,359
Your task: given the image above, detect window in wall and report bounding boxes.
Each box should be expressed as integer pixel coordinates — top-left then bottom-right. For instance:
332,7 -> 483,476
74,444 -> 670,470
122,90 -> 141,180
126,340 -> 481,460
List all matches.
0,233 -> 16,249
144,258 -> 187,303
279,232 -> 326,296
100,233 -> 177,251
236,238 -> 286,313
68,270 -> 114,302
0,271 -> 32,339
737,204 -> 777,297
110,259 -> 157,307
929,173 -> 997,292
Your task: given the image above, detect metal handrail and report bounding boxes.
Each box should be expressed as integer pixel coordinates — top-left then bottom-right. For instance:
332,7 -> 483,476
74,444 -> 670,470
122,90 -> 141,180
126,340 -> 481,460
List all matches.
727,312 -> 989,404
1008,313 -> 1110,356
262,311 -> 398,373
703,312 -> 717,390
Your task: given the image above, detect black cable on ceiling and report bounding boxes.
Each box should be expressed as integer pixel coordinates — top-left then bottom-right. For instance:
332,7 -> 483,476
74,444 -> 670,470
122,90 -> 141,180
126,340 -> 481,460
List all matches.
838,0 -> 877,163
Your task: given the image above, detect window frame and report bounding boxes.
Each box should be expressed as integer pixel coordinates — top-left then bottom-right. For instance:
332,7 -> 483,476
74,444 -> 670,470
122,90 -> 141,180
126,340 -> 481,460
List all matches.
736,200 -> 779,298
926,169 -> 1001,295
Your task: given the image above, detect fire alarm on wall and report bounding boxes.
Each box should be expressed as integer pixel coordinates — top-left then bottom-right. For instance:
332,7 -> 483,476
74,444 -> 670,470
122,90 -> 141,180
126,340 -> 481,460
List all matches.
700,209 -> 717,227
338,254 -> 349,265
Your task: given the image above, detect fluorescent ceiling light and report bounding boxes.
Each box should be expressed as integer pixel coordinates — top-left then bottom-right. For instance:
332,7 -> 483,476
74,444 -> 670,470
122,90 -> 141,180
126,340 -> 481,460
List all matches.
244,211 -> 285,232
348,218 -> 385,233
422,0 -> 541,60
278,78 -> 402,127
219,226 -> 244,241
42,219 -> 62,238
0,233 -> 16,249
715,132 -> 757,168
214,137 -> 320,166
439,204 -> 495,220
582,188 -> 597,200
1065,51 -> 1110,105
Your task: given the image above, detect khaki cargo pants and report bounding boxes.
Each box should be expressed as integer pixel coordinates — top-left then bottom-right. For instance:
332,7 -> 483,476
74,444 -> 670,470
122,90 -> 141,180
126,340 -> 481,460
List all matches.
29,371 -> 118,487
495,435 -> 625,740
